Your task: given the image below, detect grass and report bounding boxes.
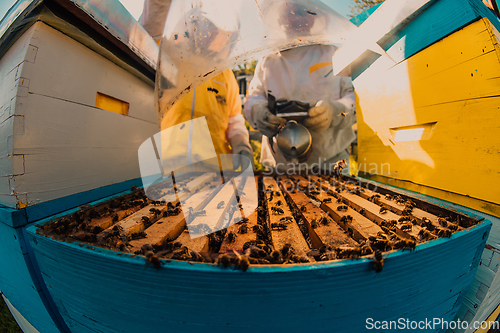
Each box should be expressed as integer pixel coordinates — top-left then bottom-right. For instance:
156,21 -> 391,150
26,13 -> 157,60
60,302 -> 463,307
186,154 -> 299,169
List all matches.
0,296 -> 22,333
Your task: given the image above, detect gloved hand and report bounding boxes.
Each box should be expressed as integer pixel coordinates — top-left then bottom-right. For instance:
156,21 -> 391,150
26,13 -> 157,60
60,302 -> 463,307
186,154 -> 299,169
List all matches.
303,100 -> 347,132
229,134 -> 254,171
250,100 -> 287,138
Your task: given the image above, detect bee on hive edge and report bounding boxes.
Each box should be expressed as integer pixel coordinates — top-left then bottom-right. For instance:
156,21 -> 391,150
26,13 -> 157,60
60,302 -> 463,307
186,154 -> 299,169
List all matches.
145,251 -> 161,269
372,250 -> 384,273
394,239 -> 416,251
217,201 -> 225,209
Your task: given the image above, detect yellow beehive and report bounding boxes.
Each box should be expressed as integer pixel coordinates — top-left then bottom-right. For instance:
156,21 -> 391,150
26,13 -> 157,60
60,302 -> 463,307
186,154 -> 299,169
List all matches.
353,18 -> 500,218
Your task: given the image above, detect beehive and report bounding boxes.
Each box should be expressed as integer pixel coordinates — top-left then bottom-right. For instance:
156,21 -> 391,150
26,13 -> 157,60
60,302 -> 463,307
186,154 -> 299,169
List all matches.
37,172 -> 480,271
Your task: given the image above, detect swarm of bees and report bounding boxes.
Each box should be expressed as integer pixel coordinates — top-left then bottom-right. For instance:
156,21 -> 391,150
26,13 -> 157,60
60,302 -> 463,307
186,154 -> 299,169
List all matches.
38,177 -> 479,274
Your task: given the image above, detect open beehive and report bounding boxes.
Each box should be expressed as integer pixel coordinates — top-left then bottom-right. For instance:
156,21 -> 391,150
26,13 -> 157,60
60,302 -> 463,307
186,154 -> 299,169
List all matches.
37,171 -> 481,272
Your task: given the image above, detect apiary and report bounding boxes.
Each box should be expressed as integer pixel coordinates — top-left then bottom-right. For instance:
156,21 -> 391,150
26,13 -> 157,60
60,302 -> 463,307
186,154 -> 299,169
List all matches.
36,171 -> 482,271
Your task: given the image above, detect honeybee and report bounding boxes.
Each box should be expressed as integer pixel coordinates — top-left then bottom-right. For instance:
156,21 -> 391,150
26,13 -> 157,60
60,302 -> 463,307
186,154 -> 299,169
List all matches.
394,239 -> 416,251
438,217 -> 449,228
337,205 -> 348,212
300,205 -> 307,212
238,223 -> 248,234
379,207 -> 388,214
271,222 -> 287,230
402,207 -> 413,215
275,200 -> 283,206
371,194 -> 381,204
217,254 -> 233,268
418,228 -> 431,241
322,198 -> 332,203
281,243 -> 294,257
280,216 -> 293,223
271,207 -> 284,215
400,222 -> 413,232
310,219 -> 318,229
319,216 -> 329,226
437,228 -> 452,238
217,201 -> 225,209
252,225 -> 264,235
275,191 -> 281,197
447,223 -> 459,231
226,231 -> 237,243
385,194 -> 393,200
144,251 -> 161,269
361,244 -> 373,255
236,256 -> 250,271
372,250 -> 384,273
340,215 -> 353,223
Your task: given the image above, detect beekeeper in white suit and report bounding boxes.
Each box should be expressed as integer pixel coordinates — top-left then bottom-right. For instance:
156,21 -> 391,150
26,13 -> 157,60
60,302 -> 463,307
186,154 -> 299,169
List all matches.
244,0 -> 356,172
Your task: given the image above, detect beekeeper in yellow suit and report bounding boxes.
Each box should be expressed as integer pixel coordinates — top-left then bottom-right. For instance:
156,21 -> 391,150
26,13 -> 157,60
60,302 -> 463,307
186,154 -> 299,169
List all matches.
139,0 -> 253,171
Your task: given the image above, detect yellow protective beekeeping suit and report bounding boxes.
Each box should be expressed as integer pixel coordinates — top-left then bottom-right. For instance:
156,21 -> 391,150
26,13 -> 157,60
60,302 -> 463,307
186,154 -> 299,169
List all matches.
160,70 -> 242,172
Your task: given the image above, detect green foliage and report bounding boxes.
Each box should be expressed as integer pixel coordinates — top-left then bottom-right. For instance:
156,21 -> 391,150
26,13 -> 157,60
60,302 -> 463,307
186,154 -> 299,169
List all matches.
349,0 -> 385,16
0,297 -> 22,333
233,60 -> 258,76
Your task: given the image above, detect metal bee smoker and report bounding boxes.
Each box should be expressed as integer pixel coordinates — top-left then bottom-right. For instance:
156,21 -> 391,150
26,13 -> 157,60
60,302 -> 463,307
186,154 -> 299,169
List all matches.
268,93 -> 313,164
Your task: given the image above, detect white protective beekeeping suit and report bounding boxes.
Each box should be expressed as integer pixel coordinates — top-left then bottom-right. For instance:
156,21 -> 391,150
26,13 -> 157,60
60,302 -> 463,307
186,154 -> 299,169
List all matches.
244,44 -> 356,171
138,0 -> 172,41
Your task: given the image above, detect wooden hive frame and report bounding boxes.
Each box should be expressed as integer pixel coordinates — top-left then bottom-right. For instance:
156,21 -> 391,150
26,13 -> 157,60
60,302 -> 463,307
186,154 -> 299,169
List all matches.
37,171 -> 481,272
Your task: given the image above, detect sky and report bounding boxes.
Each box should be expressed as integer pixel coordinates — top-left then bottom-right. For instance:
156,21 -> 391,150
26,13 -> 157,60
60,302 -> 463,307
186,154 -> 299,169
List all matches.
0,0 -> 356,25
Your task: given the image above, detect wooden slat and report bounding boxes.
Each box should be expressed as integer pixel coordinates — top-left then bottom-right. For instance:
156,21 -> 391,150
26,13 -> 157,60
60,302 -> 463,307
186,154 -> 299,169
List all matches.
86,204 -> 142,232
188,178 -> 242,236
128,214 -> 186,252
172,229 -> 209,253
128,177 -> 221,253
304,176 -> 383,242
234,175 -> 259,219
342,181 -> 460,231
315,176 -> 422,240
263,177 -> 311,258
282,176 -> 358,248
219,211 -> 259,254
176,173 -> 218,202
219,175 -> 261,253
100,203 -> 165,239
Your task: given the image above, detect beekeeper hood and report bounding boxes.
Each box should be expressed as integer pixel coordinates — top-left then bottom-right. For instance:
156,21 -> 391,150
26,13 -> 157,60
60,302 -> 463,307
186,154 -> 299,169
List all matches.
156,0 -> 357,121
260,0 -> 340,41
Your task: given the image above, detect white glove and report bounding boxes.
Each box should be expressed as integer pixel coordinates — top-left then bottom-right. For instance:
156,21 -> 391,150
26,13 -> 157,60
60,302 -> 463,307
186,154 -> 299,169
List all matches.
303,100 -> 347,132
250,101 -> 287,138
229,134 -> 254,171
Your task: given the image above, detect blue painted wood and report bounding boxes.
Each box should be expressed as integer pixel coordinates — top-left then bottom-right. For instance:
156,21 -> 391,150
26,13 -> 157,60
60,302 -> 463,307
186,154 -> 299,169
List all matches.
0,178 -> 142,228
357,178 -> 500,330
349,3 -> 382,27
0,223 -> 60,333
26,221 -> 491,333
